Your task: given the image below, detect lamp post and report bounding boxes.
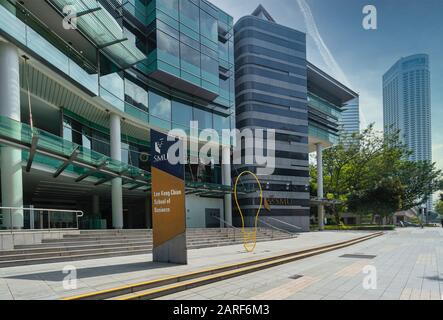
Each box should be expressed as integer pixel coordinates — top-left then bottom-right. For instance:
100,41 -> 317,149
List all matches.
420,204 -> 427,227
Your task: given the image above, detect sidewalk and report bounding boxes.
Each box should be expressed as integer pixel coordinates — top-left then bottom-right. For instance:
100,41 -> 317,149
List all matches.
0,231 -> 375,300
156,228 -> 443,301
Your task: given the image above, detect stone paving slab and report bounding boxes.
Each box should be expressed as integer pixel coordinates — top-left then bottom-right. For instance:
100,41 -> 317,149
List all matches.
157,228 -> 443,301
0,231 -> 368,300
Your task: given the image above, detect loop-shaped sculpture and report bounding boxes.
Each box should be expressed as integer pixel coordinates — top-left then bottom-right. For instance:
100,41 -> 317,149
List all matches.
234,171 -> 263,253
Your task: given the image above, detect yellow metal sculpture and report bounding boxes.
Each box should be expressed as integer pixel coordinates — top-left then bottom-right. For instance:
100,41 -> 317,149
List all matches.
234,171 -> 263,252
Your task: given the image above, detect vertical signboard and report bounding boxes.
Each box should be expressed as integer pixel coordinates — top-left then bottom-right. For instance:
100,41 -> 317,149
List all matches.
151,129 -> 187,264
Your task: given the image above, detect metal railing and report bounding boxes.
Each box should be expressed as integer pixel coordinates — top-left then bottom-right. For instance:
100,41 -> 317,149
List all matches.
213,216 -> 242,242
257,218 -> 298,239
213,216 -> 298,241
0,207 -> 84,232
265,217 -> 303,232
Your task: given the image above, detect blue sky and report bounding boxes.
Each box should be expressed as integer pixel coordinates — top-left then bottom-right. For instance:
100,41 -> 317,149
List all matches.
211,0 -> 443,172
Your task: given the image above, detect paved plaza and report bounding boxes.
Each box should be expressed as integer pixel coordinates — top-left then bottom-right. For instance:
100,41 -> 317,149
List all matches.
0,228 -> 442,300
159,228 -> 443,300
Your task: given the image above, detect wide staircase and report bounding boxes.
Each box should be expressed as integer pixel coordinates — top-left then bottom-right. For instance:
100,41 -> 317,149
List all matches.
0,228 -> 296,268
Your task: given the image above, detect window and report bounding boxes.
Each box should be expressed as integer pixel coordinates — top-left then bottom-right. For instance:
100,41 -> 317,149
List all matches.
157,30 -> 180,66
172,99 -> 193,131
180,0 -> 199,31
193,108 -> 213,130
219,40 -> 229,62
125,79 -> 148,112
213,114 -> 230,135
180,42 -> 200,75
157,0 -> 179,19
100,71 -> 124,111
63,118 -> 73,142
201,54 -> 219,84
200,10 -> 218,43
149,90 -> 171,130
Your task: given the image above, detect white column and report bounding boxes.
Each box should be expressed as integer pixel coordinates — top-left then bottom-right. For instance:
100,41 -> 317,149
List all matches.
110,113 -> 123,229
222,145 -> 232,227
0,42 -> 23,229
316,143 -> 324,231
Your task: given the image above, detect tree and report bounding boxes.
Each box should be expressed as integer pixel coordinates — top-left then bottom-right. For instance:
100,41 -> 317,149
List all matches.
310,124 -> 442,224
397,161 -> 442,210
313,125 -> 406,223
436,200 -> 443,216
348,177 -> 404,224
319,125 -> 385,223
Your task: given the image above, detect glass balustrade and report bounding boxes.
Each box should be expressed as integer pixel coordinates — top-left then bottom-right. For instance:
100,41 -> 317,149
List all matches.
0,4 -> 99,95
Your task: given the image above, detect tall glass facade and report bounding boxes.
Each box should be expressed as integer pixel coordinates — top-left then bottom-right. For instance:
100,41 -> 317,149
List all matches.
0,0 -> 235,144
307,92 -> 342,145
108,0 -> 235,140
234,7 -> 311,231
118,0 -> 235,109
0,0 -> 234,189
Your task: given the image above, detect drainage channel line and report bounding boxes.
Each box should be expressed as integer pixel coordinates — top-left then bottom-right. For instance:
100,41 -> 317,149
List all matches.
64,232 -> 383,301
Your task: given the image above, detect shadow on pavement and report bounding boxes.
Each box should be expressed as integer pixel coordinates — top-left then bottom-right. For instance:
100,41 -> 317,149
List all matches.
4,261 -> 178,282
424,275 -> 443,282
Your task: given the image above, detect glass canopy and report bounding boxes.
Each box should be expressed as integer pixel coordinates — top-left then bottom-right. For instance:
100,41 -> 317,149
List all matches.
48,0 -> 146,68
0,116 -> 246,195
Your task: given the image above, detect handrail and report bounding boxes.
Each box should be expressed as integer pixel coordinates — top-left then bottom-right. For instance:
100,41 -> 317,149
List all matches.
213,216 -> 241,231
213,216 -> 241,241
266,216 -> 303,231
257,217 -> 298,237
0,207 -> 84,232
213,216 -> 298,241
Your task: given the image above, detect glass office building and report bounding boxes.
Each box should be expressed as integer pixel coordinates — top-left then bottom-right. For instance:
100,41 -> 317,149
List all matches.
234,6 -> 358,231
0,0 -> 235,229
383,54 -> 431,162
383,54 -> 432,210
339,97 -> 360,137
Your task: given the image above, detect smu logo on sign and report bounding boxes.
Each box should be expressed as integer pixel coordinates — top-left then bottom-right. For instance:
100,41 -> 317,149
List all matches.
153,138 -> 168,163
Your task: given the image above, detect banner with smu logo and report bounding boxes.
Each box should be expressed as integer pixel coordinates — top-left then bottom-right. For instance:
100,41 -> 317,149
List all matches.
151,129 -> 187,264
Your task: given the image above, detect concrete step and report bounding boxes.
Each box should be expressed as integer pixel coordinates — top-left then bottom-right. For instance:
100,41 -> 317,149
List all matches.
43,235 -> 150,242
9,234 -> 289,256
0,236 -> 291,266
17,238 -> 154,248
0,228 -> 296,267
2,241 -> 154,255
80,229 -> 152,234
0,248 -> 153,268
0,245 -> 153,262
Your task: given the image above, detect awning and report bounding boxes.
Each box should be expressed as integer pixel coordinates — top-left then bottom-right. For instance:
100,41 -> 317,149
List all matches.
47,0 -> 146,68
0,115 -> 151,190
0,116 -> 246,195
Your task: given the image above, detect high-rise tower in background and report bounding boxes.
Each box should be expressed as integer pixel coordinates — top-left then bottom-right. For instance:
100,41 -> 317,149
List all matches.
383,54 -> 432,210
340,98 -> 360,137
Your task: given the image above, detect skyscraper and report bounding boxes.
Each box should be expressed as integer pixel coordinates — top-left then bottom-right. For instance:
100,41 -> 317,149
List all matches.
340,98 -> 360,137
383,54 -> 432,210
234,6 -> 357,231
